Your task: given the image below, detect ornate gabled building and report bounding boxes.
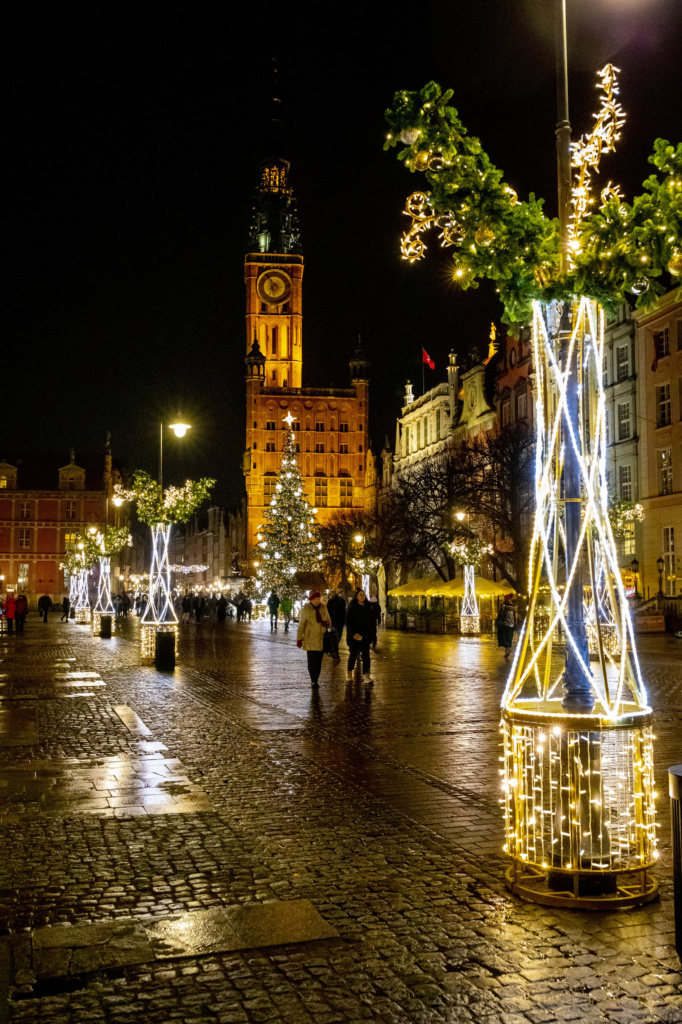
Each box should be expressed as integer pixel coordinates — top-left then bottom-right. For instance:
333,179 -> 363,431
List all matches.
388,339 -> 497,481
242,150 -> 372,554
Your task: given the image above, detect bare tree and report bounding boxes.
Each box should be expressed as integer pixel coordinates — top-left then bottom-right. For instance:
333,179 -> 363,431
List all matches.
383,423 -> 535,593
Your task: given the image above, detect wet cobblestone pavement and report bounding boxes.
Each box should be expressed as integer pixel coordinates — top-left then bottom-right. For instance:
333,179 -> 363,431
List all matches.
0,617 -> 680,1023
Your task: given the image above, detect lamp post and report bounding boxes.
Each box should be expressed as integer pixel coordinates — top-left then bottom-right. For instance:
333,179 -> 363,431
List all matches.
657,555 -> 665,599
160,421 -> 191,494
630,557 -> 640,599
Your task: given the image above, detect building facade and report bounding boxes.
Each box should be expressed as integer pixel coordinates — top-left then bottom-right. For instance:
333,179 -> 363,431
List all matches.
242,153 -> 371,556
634,290 -> 682,597
0,446 -> 122,606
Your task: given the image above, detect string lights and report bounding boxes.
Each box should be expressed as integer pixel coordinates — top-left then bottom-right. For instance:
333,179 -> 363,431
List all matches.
500,298 -> 658,908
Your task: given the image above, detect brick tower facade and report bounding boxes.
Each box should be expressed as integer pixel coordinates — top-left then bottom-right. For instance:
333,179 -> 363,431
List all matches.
242,154 -> 371,557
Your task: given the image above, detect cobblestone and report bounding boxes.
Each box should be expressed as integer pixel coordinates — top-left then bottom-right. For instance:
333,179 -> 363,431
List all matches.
0,620 -> 680,1022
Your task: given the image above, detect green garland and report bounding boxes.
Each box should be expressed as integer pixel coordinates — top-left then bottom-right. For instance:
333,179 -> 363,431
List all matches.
384,82 -> 681,326
447,537 -> 493,567
114,470 -> 215,526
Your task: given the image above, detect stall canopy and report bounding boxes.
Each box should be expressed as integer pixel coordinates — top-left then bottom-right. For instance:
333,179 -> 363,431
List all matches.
425,577 -> 515,597
387,578 -> 441,597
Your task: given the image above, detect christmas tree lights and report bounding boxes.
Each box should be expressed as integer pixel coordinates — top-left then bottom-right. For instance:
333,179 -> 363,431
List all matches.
252,422 -> 323,598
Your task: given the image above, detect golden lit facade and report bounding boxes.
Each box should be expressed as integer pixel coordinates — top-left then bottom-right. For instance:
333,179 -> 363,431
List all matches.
243,156 -> 371,554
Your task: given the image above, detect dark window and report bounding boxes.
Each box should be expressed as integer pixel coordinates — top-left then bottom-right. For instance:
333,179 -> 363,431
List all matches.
315,442 -> 324,453
339,422 -> 349,432
656,383 -> 671,427
265,442 -> 276,452
315,422 -> 324,432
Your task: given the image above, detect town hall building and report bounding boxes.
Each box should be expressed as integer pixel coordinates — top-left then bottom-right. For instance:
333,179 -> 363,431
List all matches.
242,151 -> 373,555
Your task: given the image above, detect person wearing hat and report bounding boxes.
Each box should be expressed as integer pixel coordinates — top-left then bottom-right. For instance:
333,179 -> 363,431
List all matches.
296,591 -> 331,688
496,593 -> 517,659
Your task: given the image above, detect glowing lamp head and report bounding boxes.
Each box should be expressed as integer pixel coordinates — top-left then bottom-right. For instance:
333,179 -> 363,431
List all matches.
455,512 -> 465,522
112,496 -> 124,507
354,534 -> 363,543
169,421 -> 191,438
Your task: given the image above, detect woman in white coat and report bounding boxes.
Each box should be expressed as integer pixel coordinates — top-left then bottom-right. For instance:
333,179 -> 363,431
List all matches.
296,591 -> 331,688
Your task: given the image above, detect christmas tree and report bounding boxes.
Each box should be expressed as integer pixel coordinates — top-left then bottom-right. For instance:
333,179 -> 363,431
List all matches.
253,423 -> 323,598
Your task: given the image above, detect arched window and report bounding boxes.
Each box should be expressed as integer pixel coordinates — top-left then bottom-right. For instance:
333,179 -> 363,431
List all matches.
271,326 -> 278,356
0,476 -> 6,489
281,324 -> 288,359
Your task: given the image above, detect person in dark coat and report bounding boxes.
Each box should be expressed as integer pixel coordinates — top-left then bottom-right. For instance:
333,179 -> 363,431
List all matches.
60,596 -> 71,621
217,595 -> 227,622
15,594 -> 29,634
38,594 -> 51,623
327,589 -> 347,642
496,594 -> 517,659
345,589 -> 375,683
267,592 -> 280,630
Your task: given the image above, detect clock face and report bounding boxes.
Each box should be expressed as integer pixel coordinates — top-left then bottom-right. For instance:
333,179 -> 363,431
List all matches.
257,269 -> 292,305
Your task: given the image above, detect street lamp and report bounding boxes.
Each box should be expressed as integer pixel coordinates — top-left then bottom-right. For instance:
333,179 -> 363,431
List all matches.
159,420 -> 192,492
656,555 -> 665,598
630,557 -> 640,599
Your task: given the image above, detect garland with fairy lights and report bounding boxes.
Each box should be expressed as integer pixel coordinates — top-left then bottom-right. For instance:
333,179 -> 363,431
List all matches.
114,470 -> 215,525
447,538 -> 493,566
385,75 -> 681,326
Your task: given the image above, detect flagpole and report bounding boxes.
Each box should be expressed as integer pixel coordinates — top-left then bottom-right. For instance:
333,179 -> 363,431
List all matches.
422,355 -> 425,396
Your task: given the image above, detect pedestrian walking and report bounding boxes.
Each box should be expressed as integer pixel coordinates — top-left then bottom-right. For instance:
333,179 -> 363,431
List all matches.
345,589 -> 375,684
496,594 -> 517,659
60,596 -> 71,622
296,590 -> 331,688
280,595 -> 293,632
327,589 -> 346,643
267,591 -> 280,631
38,594 -> 52,623
216,594 -> 227,622
4,595 -> 16,634
181,595 -> 192,623
15,594 -> 29,635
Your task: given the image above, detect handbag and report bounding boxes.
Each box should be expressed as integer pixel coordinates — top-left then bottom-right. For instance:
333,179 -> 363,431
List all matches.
323,627 -> 339,655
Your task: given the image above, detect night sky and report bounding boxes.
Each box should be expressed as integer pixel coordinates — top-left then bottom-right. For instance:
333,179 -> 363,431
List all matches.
6,1 -> 681,506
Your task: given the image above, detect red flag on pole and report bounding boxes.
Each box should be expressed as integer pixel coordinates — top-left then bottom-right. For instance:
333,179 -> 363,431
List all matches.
422,348 -> 435,370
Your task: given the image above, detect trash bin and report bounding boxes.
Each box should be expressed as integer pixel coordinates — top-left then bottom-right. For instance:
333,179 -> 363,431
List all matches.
100,614 -> 112,639
155,630 -> 176,672
670,764 -> 682,959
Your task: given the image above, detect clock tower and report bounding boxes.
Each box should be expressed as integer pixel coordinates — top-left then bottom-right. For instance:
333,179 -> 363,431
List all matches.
242,147 -> 372,558
244,156 -> 303,389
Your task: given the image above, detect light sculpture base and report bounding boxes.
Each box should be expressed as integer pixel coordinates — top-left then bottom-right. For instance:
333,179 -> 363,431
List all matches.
141,623 -> 178,666
75,607 -> 91,625
502,703 -> 658,910
459,614 -> 480,634
92,611 -> 115,636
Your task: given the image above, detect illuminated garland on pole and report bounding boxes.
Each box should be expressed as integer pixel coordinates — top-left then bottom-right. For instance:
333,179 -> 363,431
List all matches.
386,67 -> 667,907
447,539 -> 493,633
92,526 -> 131,635
385,74 -> 680,327
114,471 -> 215,664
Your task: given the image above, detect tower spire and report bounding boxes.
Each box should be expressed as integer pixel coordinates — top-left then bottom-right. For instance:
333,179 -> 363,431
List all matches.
247,58 -> 301,256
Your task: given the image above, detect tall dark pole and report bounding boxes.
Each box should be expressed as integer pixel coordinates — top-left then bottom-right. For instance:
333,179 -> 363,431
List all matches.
555,0 -> 593,711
